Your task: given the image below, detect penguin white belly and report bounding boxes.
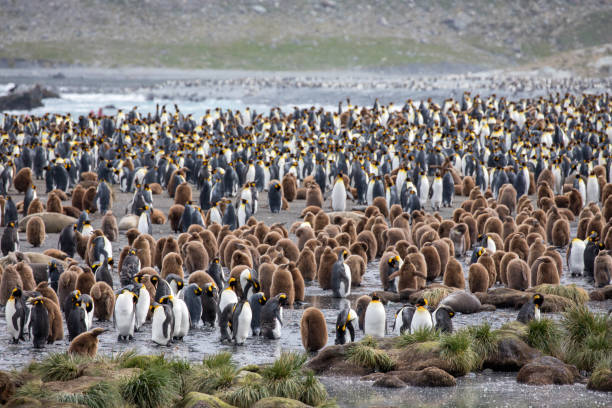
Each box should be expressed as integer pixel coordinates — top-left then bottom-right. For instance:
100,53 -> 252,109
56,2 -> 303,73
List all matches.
578,182 -> 586,207
235,303 -> 252,344
534,307 -> 541,322
246,167 -> 255,182
410,308 -> 433,332
210,208 -> 222,225
431,182 -> 442,210
5,300 -> 18,340
486,238 -> 496,254
135,290 -> 150,329
82,225 -> 93,237
331,182 -> 347,211
174,299 -> 190,338
569,240 -> 586,276
271,317 -> 282,339
151,307 -> 170,345
364,302 -> 385,337
219,289 -> 238,313
586,178 -> 600,204
137,213 -> 149,235
419,179 -> 429,207
342,264 -> 352,297
393,311 -> 403,335
81,304 -> 94,330
366,182 -> 374,205
115,294 -> 135,337
237,206 -> 246,227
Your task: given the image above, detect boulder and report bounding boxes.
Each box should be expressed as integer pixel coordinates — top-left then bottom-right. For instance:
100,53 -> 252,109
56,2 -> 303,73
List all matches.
179,392 -> 236,408
306,344 -> 370,376
0,84 -> 56,111
18,212 -> 77,233
589,285 -> 612,301
587,367 -> 612,392
372,374 -> 406,388
483,335 -> 541,371
391,342 -> 457,376
390,367 -> 456,387
252,397 -> 309,408
517,356 -> 579,385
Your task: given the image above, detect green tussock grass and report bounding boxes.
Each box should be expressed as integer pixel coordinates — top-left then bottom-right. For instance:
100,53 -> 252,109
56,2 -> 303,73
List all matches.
29,353 -> 87,382
526,318 -> 563,357
14,380 -> 53,401
420,287 -> 454,308
359,335 -> 379,348
316,400 -> 340,408
119,364 -> 180,408
498,320 -> 529,340
203,352 -> 235,370
185,352 -> 238,394
261,353 -> 308,400
439,330 -> 479,376
395,327 -> 440,347
531,284 -> 589,305
467,323 -> 499,364
588,360 -> 612,390
299,370 -> 329,407
562,305 -> 612,371
345,343 -> 395,372
55,382 -> 123,408
221,373 -> 270,408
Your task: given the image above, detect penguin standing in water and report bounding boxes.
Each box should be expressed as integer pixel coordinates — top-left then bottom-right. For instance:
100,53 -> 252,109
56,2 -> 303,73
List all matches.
1,221 -> 19,255
59,223 -> 77,258
162,295 -> 190,341
568,238 -> 586,277
261,293 -> 288,339
23,184 -> 36,215
335,303 -> 357,344
29,297 -> 49,349
201,283 -> 218,327
151,302 -> 174,346
138,205 -> 152,235
93,258 -> 113,290
364,294 -> 386,338
67,298 -> 87,341
231,300 -> 252,345
383,255 -> 401,293
219,300 -> 236,343
240,268 -> 260,301
268,181 -> 282,213
331,250 -> 351,298
248,292 -> 266,336
430,173 -> 443,211
331,174 -> 347,211
132,280 -> 150,332
114,290 -> 138,341
237,199 -> 251,227
432,305 -> 455,333
517,293 -> 544,323
219,277 -> 239,316
410,298 -> 433,332
180,283 -> 203,329
151,275 -> 172,303
6,288 -> 28,343
393,304 -> 415,335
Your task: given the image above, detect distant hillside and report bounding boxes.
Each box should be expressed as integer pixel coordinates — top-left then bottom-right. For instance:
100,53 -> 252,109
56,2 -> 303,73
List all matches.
1,0 -> 611,74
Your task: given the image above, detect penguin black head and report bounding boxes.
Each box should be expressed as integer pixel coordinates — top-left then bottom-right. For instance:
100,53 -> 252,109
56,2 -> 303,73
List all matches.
415,298 -> 428,308
533,293 -> 544,307
258,294 -> 267,305
193,285 -> 203,296
214,257 -> 220,264
278,293 -> 288,306
342,250 -> 349,260
228,277 -> 237,289
150,275 -> 159,286
8,221 -> 15,228
274,183 -> 281,190
176,280 -> 184,290
206,283 -> 217,297
388,255 -> 400,268
371,294 -> 380,302
9,287 -> 22,299
129,248 -> 137,256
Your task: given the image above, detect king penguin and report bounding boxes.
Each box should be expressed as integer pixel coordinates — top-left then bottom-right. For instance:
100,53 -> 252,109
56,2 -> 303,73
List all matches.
67,297 -> 87,341
517,293 -> 544,323
335,301 -> 357,344
248,292 -> 267,336
430,172 -> 443,211
268,181 -> 282,213
29,297 -> 49,348
151,302 -> 174,346
568,238 -> 586,277
180,283 -> 203,329
219,277 -> 239,317
132,280 -> 150,332
114,289 -> 138,341
410,298 -> 433,332
261,293 -> 288,339
392,304 -> 415,335
6,288 -> 28,343
331,250 -> 351,298
231,300 -> 252,345
331,174 -> 347,211
1,221 -> 19,255
432,304 -> 455,333
364,294 -> 386,338
138,205 -> 152,235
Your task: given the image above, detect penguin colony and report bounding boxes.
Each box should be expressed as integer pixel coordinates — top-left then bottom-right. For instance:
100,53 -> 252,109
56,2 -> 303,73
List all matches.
0,93 -> 610,358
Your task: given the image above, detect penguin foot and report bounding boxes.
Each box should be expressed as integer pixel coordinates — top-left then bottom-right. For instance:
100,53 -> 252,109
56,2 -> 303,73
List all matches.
128,335 -> 134,341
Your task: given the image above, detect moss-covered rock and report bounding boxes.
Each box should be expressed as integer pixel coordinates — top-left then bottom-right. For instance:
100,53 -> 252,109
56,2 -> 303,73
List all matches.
391,342 -> 456,375
252,397 -> 310,408
306,344 -> 371,376
178,391 -> 237,408
483,334 -> 541,372
516,356 -> 579,385
372,374 -> 406,388
587,367 -> 612,392
390,367 -> 457,387
589,285 -> 612,301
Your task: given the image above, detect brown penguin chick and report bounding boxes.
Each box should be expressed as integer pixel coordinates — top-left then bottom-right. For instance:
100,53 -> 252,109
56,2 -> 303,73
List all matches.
198,230 -> 218,260
263,230 -> 283,246
297,247 -> 317,282
187,270 -> 214,290
502,217 -> 517,241
27,198 -> 44,215
81,186 -> 97,213
430,239 -> 450,276
254,222 -> 270,244
162,236 -> 180,260
167,169 -> 186,198
25,215 -> 45,247
551,218 -> 570,248
117,246 -> 130,276
506,258 -> 530,291
71,184 -> 86,210
300,307 -> 327,352
52,189 -> 69,201
586,214 -> 604,240
498,184 -> 517,215
394,240 -> 411,260
14,262 -> 36,291
314,211 -> 330,233
288,262 -> 305,302
576,217 -> 591,240
372,196 -> 389,219
230,248 -> 253,270
76,268 -> 95,295
449,224 -> 468,257
388,204 -> 402,224
356,230 -> 377,262
536,256 -> 560,285
276,238 -> 299,262
153,237 -> 167,270
281,173 -> 297,202
388,260 -> 422,291
305,185 -> 323,208
35,281 -> 59,305
384,228 -> 406,248
355,295 -> 372,331
121,228 -> 137,245
443,257 -> 465,289
460,215 -> 477,248
174,182 -> 192,205
468,263 -> 489,293
90,281 -> 114,321
42,296 -> 64,342
132,235 -> 152,268
379,252 -> 400,291
0,266 -> 23,305
544,206 -> 561,244
161,252 -> 184,280
392,213 -> 412,235
509,233 -> 529,261
323,224 -> 341,238
101,211 -> 118,242
437,220 -> 455,239
476,251 -> 496,288
258,262 -> 276,299
177,232 -> 191,249
594,250 -> 612,288
69,327 -> 107,357
318,247 -> 337,290
182,241 -> 209,275
167,204 -> 185,233
346,254 -> 365,286
406,252 -> 427,289
421,244 -> 441,282
57,268 -> 78,314
296,225 -> 316,251
491,250 -> 506,284
462,176 -> 476,196
270,266 -> 295,306
543,248 -> 562,279
484,217 -> 503,237
13,167 -> 32,192
604,196 -> 612,222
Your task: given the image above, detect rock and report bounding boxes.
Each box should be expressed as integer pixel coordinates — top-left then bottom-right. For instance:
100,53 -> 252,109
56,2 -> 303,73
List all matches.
179,392 -> 236,408
484,336 -> 541,371
118,214 -> 139,231
517,356 -> 579,385
306,344 -> 370,376
0,84 -> 58,111
251,5 -> 267,14
589,285 -> 612,301
440,290 -> 482,314
587,367 -> 612,392
373,374 -> 405,388
252,397 -> 309,408
390,367 -> 456,387
0,370 -> 15,404
18,212 -> 77,233
360,373 -> 386,382
391,342 -> 456,375
232,370 -> 262,386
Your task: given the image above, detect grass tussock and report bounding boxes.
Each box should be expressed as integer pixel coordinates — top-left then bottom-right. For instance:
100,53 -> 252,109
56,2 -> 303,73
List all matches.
420,287 -> 454,308
395,327 -> 440,347
439,329 -> 479,376
185,352 -> 238,395
345,343 -> 395,372
29,353 -> 87,382
531,284 -> 589,305
562,305 -> 612,371
526,318 -> 563,357
261,353 -> 308,400
467,323 -> 499,364
588,360 -> 612,390
221,373 -> 270,408
56,382 -> 123,408
119,364 -> 180,408
14,380 -> 53,400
